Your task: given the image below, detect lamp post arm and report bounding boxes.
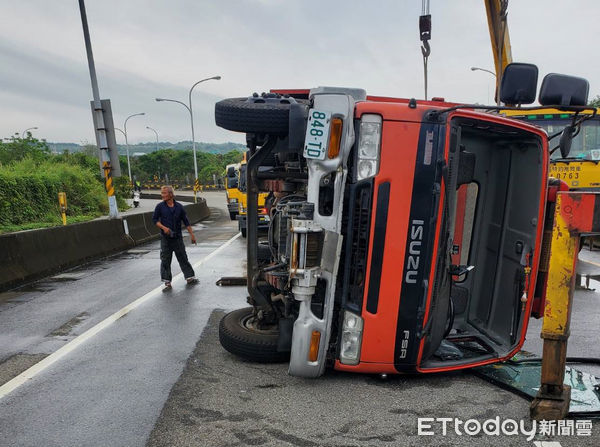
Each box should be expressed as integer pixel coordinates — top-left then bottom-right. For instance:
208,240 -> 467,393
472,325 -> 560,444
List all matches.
146,126 -> 159,152
157,98 -> 190,113
188,76 -> 221,109
470,66 -> 496,77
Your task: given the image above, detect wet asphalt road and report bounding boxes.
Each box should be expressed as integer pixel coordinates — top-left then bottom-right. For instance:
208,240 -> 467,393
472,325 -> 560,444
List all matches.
0,191 -> 246,447
0,191 -> 599,446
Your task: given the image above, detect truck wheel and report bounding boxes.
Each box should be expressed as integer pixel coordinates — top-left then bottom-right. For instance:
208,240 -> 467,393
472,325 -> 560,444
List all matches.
229,211 -> 237,220
215,95 -> 307,135
219,307 -> 289,363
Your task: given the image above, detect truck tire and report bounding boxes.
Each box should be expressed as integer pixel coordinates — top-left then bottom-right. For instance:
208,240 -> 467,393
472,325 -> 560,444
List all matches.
229,211 -> 237,220
215,95 -> 306,135
219,307 -> 289,363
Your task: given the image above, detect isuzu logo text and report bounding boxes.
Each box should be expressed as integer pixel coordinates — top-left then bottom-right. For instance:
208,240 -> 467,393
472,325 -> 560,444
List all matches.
399,330 -> 410,359
405,219 -> 424,284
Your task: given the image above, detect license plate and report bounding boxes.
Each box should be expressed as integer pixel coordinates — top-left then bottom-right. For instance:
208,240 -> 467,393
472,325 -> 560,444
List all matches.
303,109 -> 331,160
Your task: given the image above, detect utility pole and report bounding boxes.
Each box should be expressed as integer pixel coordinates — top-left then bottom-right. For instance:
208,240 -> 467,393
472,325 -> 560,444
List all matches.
78,0 -> 120,218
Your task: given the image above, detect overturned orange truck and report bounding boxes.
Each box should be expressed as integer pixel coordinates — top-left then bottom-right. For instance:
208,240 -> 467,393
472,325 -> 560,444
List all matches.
215,63 -> 594,378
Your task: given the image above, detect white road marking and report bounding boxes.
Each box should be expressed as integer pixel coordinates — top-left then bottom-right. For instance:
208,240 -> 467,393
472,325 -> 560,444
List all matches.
0,233 -> 241,400
584,259 -> 600,268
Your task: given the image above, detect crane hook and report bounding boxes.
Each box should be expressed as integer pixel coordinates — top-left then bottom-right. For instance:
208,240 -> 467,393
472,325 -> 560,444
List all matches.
419,0 -> 432,100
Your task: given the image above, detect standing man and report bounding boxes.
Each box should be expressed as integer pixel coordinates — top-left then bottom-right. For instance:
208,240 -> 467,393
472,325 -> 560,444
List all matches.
152,185 -> 197,289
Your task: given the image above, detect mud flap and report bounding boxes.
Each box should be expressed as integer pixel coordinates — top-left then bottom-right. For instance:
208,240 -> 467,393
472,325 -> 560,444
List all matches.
277,317 -> 294,352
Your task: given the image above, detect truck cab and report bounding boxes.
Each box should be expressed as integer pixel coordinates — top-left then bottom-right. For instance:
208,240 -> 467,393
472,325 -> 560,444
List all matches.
225,163 -> 242,220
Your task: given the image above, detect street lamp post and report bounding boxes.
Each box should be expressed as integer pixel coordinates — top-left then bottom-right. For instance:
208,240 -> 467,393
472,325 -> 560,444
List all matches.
21,127 -> 38,137
146,126 -> 159,152
155,75 -> 221,203
470,67 -> 499,106
123,113 -> 145,182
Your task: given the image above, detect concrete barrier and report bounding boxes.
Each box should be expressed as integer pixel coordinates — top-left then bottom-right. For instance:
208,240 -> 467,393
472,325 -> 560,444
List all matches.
0,199 -> 210,292
122,199 -> 209,245
0,219 -> 129,292
185,199 -> 211,223
122,212 -> 159,245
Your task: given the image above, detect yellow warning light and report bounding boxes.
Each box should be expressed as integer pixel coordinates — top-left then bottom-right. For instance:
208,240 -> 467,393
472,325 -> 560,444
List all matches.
309,331 -> 321,362
327,118 -> 343,159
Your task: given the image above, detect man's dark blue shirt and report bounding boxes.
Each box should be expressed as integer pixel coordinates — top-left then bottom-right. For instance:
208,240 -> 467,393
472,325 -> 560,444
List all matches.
152,201 -> 190,237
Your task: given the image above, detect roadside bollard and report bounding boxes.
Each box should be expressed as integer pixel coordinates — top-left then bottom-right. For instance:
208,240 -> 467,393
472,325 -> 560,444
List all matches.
58,192 -> 67,225
193,178 -> 200,203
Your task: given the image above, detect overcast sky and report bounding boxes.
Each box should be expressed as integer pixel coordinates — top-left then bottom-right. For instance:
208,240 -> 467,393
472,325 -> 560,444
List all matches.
0,0 -> 598,145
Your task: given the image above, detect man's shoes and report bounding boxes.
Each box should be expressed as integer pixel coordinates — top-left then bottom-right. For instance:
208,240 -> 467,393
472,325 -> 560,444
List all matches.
186,277 -> 199,286
162,281 -> 172,292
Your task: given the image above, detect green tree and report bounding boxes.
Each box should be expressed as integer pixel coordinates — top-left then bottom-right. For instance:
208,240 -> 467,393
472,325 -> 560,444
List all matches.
589,95 -> 600,108
129,148 -> 243,184
222,150 -> 244,166
199,164 -> 220,184
0,134 -> 50,165
170,150 -> 195,179
81,144 -> 99,159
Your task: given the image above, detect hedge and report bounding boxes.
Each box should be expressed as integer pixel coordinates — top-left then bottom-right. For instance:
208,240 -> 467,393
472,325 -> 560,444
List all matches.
0,159 -> 108,226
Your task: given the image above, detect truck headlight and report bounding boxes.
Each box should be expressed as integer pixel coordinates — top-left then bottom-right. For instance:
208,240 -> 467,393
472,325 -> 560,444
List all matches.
356,114 -> 382,181
230,198 -> 238,203
339,311 -> 364,365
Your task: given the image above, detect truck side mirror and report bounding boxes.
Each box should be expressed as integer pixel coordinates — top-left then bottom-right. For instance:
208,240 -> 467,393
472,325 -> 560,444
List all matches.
559,125 -> 575,158
538,73 -> 589,106
500,63 -> 538,105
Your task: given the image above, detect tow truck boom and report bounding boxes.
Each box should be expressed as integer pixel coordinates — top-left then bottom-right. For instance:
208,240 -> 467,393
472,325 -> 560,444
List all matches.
484,0 -> 512,97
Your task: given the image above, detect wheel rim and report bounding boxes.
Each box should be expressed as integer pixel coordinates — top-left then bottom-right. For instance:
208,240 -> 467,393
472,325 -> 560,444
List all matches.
240,314 -> 279,336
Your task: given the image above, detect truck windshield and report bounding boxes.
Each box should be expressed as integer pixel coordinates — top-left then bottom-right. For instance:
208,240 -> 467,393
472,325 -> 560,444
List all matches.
239,165 -> 247,192
536,118 -> 600,161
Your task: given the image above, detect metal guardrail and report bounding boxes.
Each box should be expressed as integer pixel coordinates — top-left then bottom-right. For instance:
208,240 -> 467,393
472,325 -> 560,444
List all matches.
142,183 -> 225,191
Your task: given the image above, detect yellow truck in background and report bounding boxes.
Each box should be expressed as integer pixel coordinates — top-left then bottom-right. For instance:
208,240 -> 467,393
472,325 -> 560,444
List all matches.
225,161 -> 269,237
503,108 -> 600,251
502,108 -> 600,189
225,163 -> 243,220
236,160 -> 269,238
